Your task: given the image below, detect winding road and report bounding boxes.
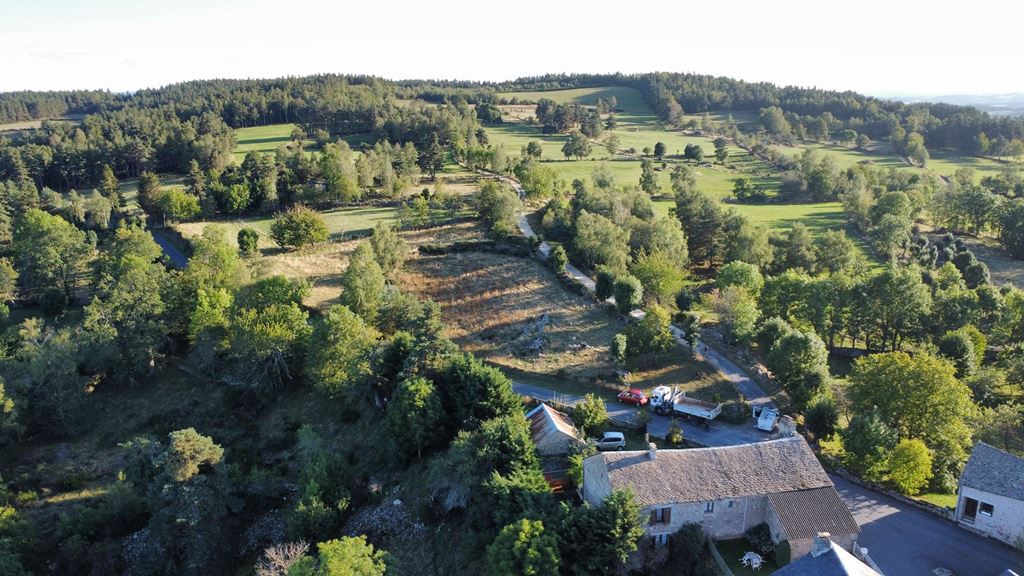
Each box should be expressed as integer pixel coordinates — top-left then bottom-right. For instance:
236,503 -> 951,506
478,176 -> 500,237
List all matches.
493,171 -> 773,409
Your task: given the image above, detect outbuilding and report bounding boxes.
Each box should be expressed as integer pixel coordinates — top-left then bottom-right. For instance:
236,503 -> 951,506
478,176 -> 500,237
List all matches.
955,442 -> 1024,547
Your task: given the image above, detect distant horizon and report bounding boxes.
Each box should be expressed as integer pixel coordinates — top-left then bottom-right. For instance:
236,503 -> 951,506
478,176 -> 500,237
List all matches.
5,70 -> 1024,107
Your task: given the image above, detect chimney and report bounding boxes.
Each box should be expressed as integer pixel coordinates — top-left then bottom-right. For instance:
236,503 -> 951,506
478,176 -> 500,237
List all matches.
811,533 -> 832,557
648,442 -> 657,460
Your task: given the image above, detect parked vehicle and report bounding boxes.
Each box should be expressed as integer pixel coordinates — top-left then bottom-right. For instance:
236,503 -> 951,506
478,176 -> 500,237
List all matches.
752,405 -> 779,432
617,388 -> 648,406
649,385 -> 722,421
595,431 -> 626,451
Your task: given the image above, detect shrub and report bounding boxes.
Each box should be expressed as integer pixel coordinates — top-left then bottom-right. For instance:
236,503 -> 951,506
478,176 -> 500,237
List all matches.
270,204 -> 329,249
887,438 -> 933,495
675,287 -> 694,312
40,287 -> 67,316
549,245 -> 568,273
611,333 -> 628,364
613,275 -> 643,314
666,421 -> 684,445
744,522 -> 774,555
595,267 -> 616,301
804,395 -> 839,441
572,394 -> 608,438
237,228 -> 260,257
774,540 -> 791,566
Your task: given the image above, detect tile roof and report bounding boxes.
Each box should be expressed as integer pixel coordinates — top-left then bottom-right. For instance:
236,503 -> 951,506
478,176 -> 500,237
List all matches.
960,442 -> 1024,501
589,437 -> 832,507
773,540 -> 880,576
768,487 -> 860,540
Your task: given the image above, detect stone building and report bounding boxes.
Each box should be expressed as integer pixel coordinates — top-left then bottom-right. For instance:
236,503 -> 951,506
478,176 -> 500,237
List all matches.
956,442 -> 1024,547
582,437 -> 859,557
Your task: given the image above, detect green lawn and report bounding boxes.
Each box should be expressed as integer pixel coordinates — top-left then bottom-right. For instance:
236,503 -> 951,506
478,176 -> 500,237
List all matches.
233,123 -> 315,163
916,492 -> 958,509
497,86 -> 650,115
714,539 -> 779,575
771,138 -> 1013,183
175,204 -> 400,247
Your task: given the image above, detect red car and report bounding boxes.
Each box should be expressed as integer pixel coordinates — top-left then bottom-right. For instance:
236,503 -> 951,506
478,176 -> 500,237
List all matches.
617,389 -> 648,406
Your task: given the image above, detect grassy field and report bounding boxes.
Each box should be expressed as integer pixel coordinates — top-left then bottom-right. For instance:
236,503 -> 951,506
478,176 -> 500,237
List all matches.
233,123 -> 314,163
487,86 -> 777,200
772,139 -> 1013,183
398,249 -> 737,404
176,204 -> 399,245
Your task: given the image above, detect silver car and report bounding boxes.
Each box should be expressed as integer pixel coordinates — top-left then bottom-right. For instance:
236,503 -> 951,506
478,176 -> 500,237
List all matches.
595,431 -> 626,451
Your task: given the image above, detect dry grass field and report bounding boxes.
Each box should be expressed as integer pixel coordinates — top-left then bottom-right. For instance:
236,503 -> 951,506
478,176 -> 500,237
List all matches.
398,249 -> 737,402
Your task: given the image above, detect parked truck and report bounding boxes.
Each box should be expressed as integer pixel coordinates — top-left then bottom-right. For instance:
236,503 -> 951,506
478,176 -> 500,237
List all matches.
752,405 -> 779,432
649,385 -> 722,421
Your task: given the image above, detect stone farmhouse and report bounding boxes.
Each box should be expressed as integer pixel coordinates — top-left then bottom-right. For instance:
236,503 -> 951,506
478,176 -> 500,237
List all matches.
582,437 -> 860,558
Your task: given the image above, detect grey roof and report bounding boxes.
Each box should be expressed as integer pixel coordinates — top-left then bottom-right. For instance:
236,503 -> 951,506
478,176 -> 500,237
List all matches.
773,540 -> 880,576
588,437 -> 832,507
768,487 -> 860,539
960,442 -> 1024,501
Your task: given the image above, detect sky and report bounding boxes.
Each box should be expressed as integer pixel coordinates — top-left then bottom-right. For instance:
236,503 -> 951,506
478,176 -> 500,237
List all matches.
2,0 -> 1023,96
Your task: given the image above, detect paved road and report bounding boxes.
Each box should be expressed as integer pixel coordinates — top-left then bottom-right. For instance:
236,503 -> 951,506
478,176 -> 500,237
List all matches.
512,382 -> 774,448
832,475 -> 1024,576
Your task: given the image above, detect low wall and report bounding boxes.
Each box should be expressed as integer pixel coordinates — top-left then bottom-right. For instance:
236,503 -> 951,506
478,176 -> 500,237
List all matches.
708,540 -> 736,576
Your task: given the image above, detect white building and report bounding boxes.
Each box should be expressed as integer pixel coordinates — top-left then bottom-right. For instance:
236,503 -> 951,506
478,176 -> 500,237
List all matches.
956,442 -> 1024,547
582,437 -> 860,558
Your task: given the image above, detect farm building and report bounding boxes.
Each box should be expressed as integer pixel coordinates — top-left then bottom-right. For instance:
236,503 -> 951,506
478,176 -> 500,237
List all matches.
955,442 -> 1024,547
582,437 -> 860,557
525,402 -> 581,456
773,533 -> 880,576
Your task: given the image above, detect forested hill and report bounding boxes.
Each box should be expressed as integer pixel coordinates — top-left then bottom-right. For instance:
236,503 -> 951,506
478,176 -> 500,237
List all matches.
4,72 -> 1024,156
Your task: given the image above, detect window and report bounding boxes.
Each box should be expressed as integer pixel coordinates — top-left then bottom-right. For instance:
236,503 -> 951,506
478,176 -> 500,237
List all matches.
728,500 -> 735,509
980,502 -> 994,516
649,507 -> 672,525
705,501 -> 715,514
653,533 -> 669,546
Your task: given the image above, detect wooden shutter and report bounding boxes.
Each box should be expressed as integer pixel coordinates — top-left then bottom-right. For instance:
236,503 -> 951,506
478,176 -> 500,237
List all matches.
650,510 -> 657,524
664,507 -> 672,524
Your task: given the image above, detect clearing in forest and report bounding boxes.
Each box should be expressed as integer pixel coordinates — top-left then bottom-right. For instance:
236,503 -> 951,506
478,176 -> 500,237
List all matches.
398,249 -> 737,404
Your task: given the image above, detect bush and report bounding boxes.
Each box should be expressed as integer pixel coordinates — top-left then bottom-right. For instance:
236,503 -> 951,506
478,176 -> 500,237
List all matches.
595,267 -> 616,301
804,395 -> 838,441
549,245 -> 568,273
270,204 -> 329,249
756,316 -> 792,353
774,540 -> 791,566
675,288 -> 694,312
887,438 -> 933,495
744,522 -> 774,555
237,227 -> 260,257
611,333 -> 628,364
40,287 -> 67,316
669,523 -> 706,566
613,275 -> 643,314
666,421 -> 684,445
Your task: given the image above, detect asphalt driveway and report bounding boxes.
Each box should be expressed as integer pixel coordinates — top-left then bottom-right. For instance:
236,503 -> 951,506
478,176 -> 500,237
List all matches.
832,475 -> 1024,576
